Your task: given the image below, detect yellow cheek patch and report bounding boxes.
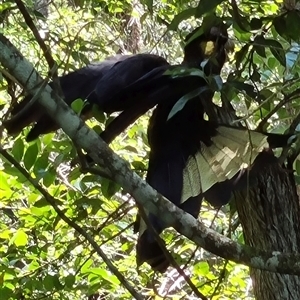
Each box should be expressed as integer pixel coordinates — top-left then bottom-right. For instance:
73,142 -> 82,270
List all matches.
200,41 -> 215,56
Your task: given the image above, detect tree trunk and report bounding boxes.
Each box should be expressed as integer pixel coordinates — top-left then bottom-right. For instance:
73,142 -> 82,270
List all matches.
235,160 -> 300,299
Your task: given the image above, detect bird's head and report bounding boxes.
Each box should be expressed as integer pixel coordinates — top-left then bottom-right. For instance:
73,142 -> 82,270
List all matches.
183,21 -> 234,75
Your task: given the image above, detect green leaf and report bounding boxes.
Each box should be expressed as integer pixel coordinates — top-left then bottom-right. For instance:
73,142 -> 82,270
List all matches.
33,197 -> 52,208
286,11 -> 300,41
267,57 -> 277,69
235,44 -> 250,69
101,178 -> 120,199
11,138 -> 24,161
259,89 -> 273,109
145,0 -> 153,13
0,2 -> 15,13
194,261 -> 210,276
24,143 -> 39,170
33,153 -> 50,177
92,105 -> 105,124
0,287 -> 13,300
0,173 -> 12,192
273,15 -> 288,40
168,86 -> 208,120
43,275 -> 61,291
42,168 -> 56,187
31,205 -> 51,216
88,268 -> 120,285
253,35 -> 286,67
11,229 -> 28,247
228,81 -> 257,99
296,160 -> 300,175
33,9 -> 47,19
250,17 -> 263,30
164,66 -> 206,78
0,229 -> 12,240
267,39 -> 286,68
234,28 -> 252,42
2,165 -> 26,182
64,275 -> 75,288
81,259 -> 93,273
196,0 -> 224,17
132,160 -> 146,171
71,98 -> 85,114
91,124 -> 103,135
168,8 -> 197,31
123,145 -> 138,153
231,12 -> 251,33
254,35 -> 266,58
251,68 -> 261,83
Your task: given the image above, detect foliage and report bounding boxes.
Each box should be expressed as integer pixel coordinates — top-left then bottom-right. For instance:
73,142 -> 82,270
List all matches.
1,0 -> 300,299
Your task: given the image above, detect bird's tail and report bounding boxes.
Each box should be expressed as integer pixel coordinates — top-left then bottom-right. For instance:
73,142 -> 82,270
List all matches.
3,95 -> 43,136
182,125 -> 292,207
136,223 -> 169,273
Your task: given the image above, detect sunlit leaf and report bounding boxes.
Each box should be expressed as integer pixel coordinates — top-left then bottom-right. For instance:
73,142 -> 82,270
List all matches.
194,261 -> 210,276
11,229 -> 28,247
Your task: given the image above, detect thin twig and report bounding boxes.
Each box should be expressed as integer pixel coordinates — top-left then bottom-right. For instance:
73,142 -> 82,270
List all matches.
15,0 -> 57,75
257,88 -> 300,131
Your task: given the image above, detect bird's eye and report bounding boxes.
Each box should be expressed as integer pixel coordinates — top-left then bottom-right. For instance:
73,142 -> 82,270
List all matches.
200,41 -> 215,56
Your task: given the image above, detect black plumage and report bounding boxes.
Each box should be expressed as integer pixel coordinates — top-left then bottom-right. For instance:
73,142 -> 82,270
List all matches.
3,54 -> 168,142
130,23 -> 292,272
98,23 -> 232,144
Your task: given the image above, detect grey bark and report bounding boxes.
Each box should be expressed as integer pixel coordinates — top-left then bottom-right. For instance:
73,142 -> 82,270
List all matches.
204,70 -> 300,299
235,163 -> 300,299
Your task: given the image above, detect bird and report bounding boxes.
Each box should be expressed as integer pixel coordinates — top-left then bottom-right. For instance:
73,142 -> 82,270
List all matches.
2,54 -> 169,142
124,22 -> 293,272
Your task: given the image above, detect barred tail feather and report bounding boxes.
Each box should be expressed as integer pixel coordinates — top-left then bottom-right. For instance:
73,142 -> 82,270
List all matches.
181,126 -> 269,205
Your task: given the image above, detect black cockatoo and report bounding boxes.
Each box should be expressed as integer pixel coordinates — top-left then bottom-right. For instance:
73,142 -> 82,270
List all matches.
3,54 -> 168,142
120,23 -> 292,272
